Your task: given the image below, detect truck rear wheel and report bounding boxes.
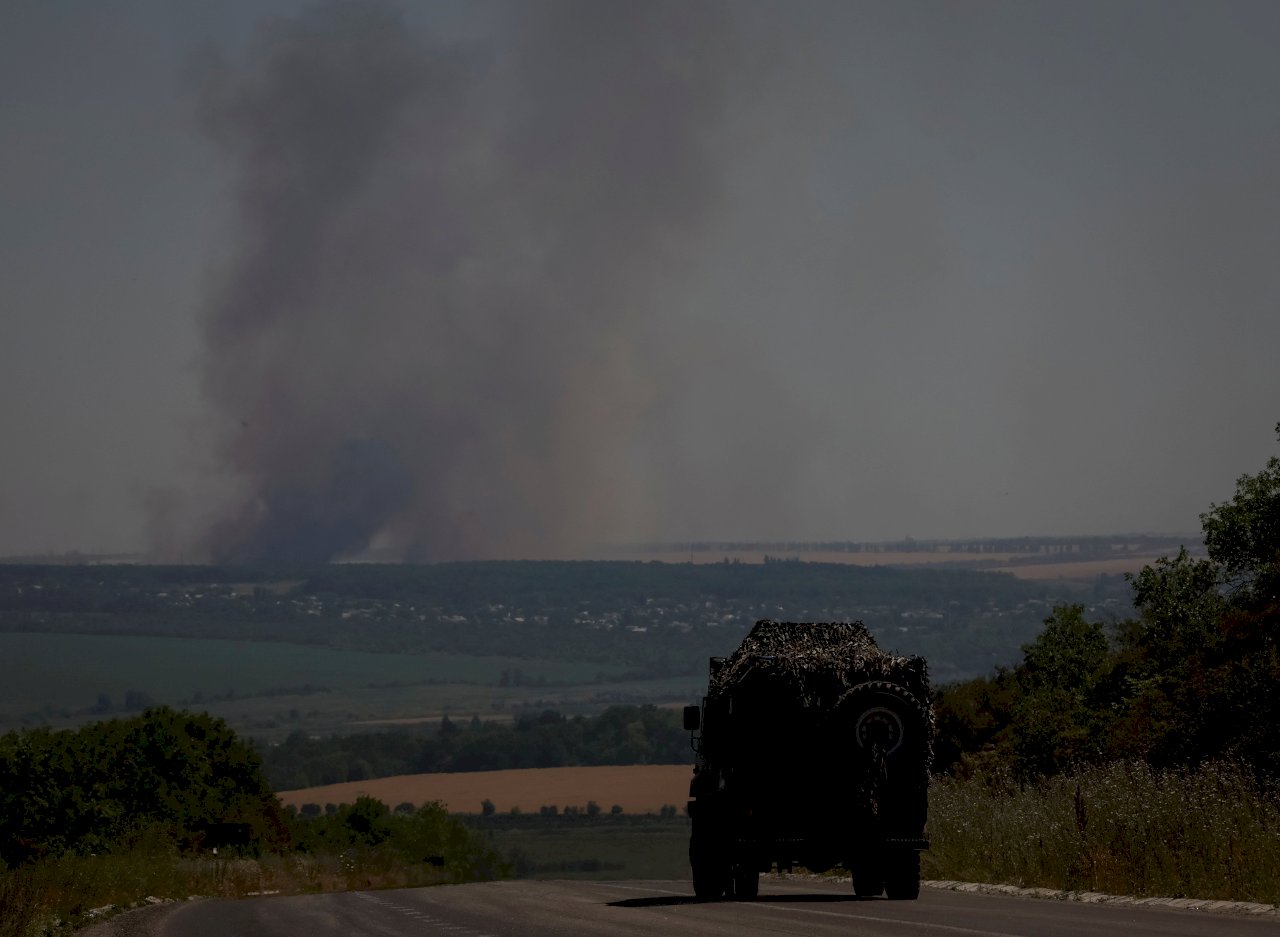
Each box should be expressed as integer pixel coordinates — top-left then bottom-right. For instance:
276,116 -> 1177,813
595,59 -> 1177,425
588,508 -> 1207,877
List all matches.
731,861 -> 759,900
883,848 -> 920,900
690,828 -> 730,899
852,867 -> 884,898
692,861 -> 727,900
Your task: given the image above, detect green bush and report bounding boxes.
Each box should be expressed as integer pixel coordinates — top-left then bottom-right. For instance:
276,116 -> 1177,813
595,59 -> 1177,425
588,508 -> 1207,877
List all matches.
936,425 -> 1280,781
0,708 -> 287,866
290,798 -> 508,882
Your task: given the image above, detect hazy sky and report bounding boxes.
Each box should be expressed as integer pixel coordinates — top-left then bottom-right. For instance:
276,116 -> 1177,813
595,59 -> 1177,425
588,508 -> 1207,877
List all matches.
3,0 -> 1279,560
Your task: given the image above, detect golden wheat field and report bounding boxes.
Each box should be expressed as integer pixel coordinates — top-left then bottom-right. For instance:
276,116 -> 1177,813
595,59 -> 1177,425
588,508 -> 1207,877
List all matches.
278,764 -> 693,815
993,556 -> 1153,580
613,549 -> 1157,581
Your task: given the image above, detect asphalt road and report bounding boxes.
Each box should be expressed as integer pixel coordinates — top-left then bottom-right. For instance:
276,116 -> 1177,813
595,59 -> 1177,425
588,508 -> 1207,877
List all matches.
152,879 -> 1279,937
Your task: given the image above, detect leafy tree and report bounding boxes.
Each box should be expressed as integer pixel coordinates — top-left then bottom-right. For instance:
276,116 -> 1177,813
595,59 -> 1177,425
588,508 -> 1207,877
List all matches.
1126,548 -> 1224,669
1202,421 -> 1280,603
934,422 -> 1280,779
342,797 -> 393,846
1019,605 -> 1108,695
0,707 -> 287,865
931,671 -> 1017,776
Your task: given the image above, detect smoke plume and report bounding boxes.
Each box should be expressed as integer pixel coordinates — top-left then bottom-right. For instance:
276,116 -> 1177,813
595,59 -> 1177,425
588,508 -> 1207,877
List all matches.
193,0 -> 745,562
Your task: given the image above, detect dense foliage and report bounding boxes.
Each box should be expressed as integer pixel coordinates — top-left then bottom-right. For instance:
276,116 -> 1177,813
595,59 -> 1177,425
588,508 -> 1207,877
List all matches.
0,707 -> 508,904
935,424 -> 1280,780
262,704 -> 692,790
0,707 -> 288,866
291,796 -> 507,879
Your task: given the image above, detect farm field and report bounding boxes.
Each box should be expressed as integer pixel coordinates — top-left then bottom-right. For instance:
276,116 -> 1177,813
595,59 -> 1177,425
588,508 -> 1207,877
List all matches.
480,815 -> 692,879
279,764 -> 693,815
219,672 -> 700,742
0,633 -> 697,742
993,556 -> 1155,580
619,548 -> 1161,580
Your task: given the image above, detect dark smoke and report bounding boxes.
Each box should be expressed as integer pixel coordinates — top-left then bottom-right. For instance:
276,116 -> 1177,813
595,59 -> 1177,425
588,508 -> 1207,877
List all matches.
193,0 -> 743,562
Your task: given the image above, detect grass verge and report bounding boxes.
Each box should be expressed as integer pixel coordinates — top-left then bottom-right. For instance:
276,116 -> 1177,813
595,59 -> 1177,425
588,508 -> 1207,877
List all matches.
925,760 -> 1280,904
1,803 -> 508,937
0,847 -> 470,937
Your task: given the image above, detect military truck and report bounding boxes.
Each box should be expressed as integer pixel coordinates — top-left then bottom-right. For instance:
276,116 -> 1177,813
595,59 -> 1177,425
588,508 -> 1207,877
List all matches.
683,619 -> 933,900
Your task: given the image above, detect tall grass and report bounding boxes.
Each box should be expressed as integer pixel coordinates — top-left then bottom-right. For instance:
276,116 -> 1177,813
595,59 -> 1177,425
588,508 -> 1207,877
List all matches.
0,842 -> 471,937
925,760 -> 1280,904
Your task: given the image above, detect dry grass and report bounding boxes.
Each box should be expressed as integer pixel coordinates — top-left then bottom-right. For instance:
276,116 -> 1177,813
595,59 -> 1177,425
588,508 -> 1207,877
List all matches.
0,849 -> 461,937
279,764 -> 692,814
616,549 -> 1027,567
926,761 -> 1280,904
994,557 -> 1153,580
614,549 -> 1159,581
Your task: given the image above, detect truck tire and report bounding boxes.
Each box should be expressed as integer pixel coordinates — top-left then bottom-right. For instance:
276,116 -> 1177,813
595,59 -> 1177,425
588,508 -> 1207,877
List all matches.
883,848 -> 921,900
852,867 -> 884,898
691,860 -> 727,900
839,681 -> 929,757
731,861 -> 759,900
690,828 -> 729,900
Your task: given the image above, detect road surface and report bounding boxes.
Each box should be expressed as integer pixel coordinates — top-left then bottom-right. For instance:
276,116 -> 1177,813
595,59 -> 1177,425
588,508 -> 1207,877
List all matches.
149,878 -> 1278,937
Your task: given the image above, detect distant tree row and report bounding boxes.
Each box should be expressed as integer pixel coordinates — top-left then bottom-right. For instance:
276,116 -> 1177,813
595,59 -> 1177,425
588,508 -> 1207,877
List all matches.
935,423 -> 1280,780
262,704 -> 692,791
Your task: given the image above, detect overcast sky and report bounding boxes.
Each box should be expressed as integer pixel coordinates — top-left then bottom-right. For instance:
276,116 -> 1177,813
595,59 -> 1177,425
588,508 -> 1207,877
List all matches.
3,0 -> 1279,560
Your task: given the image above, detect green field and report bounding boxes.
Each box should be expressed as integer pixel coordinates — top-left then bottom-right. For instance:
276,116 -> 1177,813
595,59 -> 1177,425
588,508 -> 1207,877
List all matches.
466,815 -> 691,880
0,633 -> 700,741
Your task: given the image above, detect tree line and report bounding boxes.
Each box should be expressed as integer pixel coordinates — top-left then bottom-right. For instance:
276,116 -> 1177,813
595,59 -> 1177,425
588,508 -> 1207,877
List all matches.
262,704 -> 692,790
934,423 -> 1280,781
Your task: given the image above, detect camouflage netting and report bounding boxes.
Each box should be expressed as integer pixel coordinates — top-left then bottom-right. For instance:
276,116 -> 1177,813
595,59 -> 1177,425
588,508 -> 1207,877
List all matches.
708,619 -> 931,705
708,620 -> 935,770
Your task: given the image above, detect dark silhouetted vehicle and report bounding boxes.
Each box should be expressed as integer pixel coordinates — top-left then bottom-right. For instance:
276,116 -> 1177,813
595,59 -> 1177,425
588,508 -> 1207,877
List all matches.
684,619 -> 932,900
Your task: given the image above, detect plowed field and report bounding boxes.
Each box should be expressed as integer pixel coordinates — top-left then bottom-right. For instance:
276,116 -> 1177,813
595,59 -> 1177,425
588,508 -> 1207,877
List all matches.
278,764 -> 692,814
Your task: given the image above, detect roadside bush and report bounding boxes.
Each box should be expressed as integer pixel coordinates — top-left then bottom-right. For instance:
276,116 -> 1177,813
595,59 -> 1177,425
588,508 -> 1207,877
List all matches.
0,708 -> 287,866
291,798 -> 509,882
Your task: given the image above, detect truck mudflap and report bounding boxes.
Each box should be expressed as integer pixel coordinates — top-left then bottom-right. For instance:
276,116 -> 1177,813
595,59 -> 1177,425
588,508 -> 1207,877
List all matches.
883,837 -> 930,850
